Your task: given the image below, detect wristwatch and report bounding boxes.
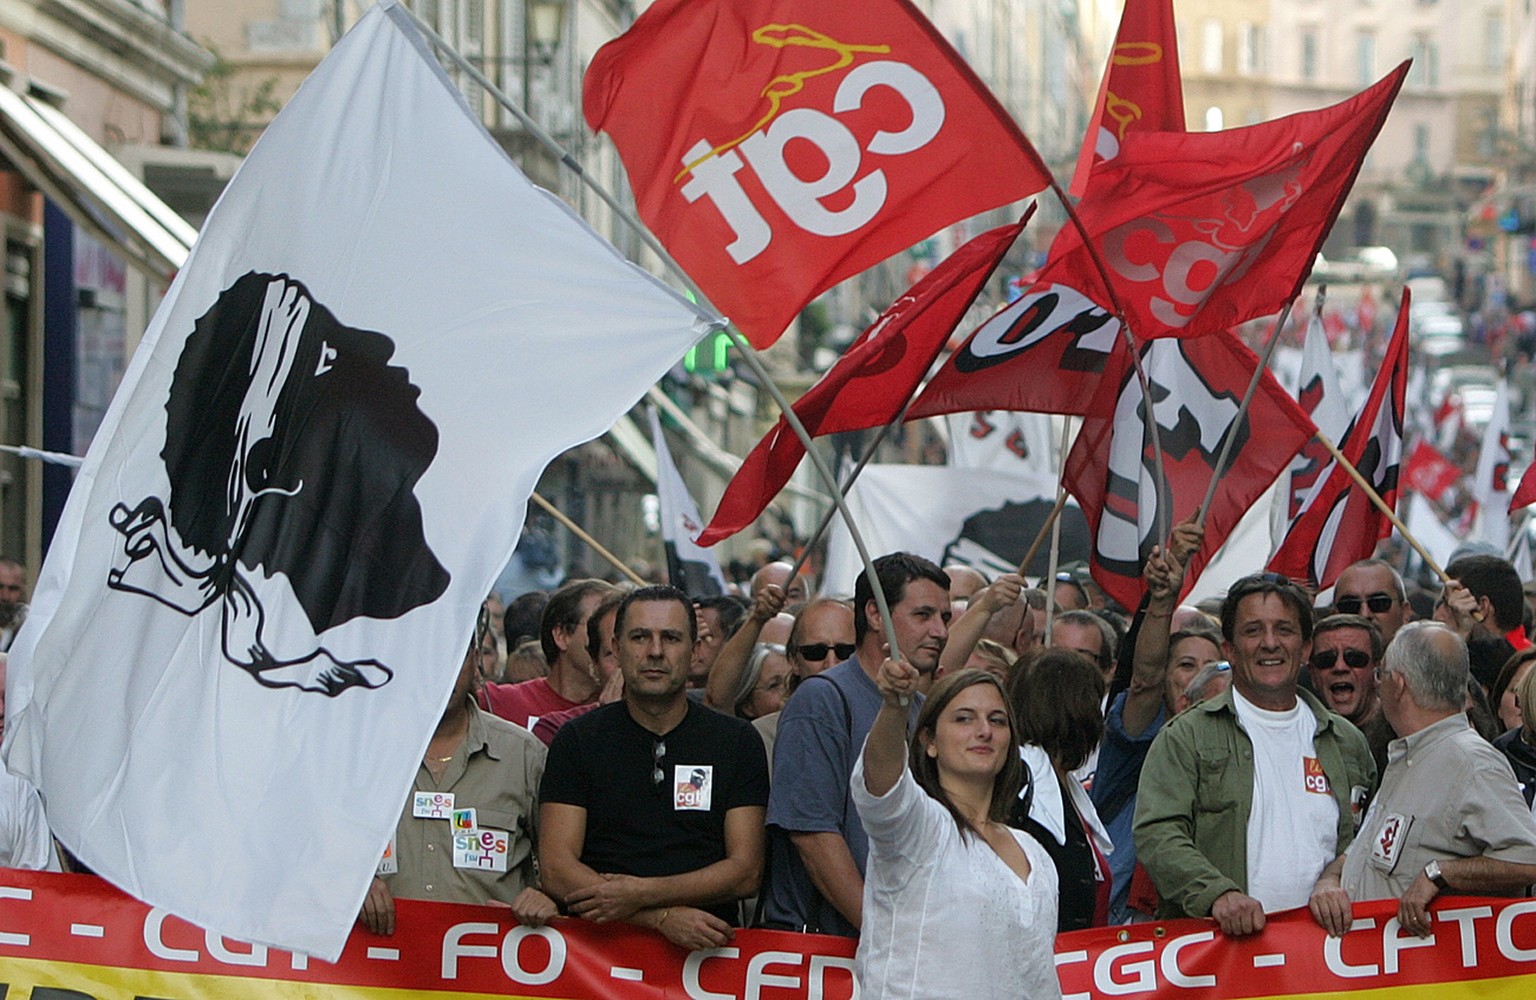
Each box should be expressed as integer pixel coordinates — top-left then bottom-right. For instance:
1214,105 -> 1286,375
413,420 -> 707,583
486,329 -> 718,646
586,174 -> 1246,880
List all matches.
1424,860 -> 1449,891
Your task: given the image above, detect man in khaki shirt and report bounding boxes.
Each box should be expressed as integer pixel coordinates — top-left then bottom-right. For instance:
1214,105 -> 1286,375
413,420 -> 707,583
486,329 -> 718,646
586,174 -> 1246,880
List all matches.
359,614 -> 554,934
1310,622 -> 1536,938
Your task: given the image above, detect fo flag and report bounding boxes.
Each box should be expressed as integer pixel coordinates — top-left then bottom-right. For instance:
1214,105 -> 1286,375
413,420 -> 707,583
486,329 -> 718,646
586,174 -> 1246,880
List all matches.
1045,64 -> 1406,339
909,277 -> 1124,418
649,408 -> 726,597
584,0 -> 1051,347
698,216 -> 1027,546
1069,0 -> 1184,196
1064,337 -> 1315,610
1403,439 -> 1462,504
1,2 -> 714,961
1269,290 -> 1409,589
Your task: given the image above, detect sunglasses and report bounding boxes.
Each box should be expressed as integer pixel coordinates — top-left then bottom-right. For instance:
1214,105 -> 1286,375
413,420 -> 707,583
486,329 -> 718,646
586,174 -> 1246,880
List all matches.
1335,594 -> 1395,615
651,738 -> 667,787
797,642 -> 856,662
1311,648 -> 1371,670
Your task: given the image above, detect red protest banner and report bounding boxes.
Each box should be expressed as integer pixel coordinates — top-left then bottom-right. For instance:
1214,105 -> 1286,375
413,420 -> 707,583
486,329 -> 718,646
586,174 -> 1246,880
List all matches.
3,871 -> 1536,998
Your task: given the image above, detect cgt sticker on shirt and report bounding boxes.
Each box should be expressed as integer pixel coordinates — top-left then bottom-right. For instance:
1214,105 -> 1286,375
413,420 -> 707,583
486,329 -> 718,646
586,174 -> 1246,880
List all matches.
452,828 -> 509,872
1303,757 -> 1332,795
1370,813 -> 1411,873
674,765 -> 713,811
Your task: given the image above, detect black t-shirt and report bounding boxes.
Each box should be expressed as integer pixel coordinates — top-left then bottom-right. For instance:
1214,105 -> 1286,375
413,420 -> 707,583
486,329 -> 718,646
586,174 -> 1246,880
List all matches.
541,700 -> 770,918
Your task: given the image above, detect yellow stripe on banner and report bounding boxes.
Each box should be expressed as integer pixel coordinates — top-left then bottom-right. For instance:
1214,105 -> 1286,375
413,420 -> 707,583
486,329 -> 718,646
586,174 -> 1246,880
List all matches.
1257,972 -> 1536,1000
0,956 -> 554,1000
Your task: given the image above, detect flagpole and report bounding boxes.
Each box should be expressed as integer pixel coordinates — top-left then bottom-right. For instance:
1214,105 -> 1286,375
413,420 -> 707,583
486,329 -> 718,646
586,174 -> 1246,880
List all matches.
1041,415 -> 1074,643
410,12 -> 907,659
782,394 -> 920,585
1016,493 -> 1068,581
530,492 -> 648,586
1046,179 -> 1170,548
1312,432 -> 1449,584
1194,295 -> 1303,526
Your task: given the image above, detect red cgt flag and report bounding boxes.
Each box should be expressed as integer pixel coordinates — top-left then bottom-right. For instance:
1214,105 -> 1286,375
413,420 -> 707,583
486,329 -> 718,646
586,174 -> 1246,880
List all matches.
583,0 -> 1052,347
1045,64 -> 1407,340
1064,335 -> 1316,610
1403,439 -> 1462,504
1268,290 -> 1410,589
1069,0 -> 1185,196
697,215 -> 1030,546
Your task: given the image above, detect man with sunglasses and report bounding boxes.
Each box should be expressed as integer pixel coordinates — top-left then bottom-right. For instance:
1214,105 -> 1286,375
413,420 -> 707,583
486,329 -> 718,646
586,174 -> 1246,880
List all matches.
1309,615 -> 1393,773
1332,560 -> 1410,644
762,553 -> 947,936
539,586 -> 769,952
1136,573 -> 1376,936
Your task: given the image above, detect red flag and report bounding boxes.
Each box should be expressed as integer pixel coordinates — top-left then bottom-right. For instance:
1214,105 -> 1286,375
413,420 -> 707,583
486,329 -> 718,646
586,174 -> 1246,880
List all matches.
697,215 -> 1029,546
908,277 -> 1124,419
1268,290 -> 1410,589
1064,337 -> 1316,610
1069,0 -> 1185,196
1403,440 -> 1462,504
1045,64 -> 1407,339
584,0 -> 1053,348
1513,463 -> 1536,512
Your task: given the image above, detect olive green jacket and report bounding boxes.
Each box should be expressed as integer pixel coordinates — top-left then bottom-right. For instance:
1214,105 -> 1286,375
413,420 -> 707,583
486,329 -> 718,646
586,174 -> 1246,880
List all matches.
1132,686 -> 1376,919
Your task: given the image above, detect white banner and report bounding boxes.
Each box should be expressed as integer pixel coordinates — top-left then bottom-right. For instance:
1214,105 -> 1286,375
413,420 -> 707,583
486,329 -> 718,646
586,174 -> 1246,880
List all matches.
3,1 -> 712,960
649,407 -> 726,596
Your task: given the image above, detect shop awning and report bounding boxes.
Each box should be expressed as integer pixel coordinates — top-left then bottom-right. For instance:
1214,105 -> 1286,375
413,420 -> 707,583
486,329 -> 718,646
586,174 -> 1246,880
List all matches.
0,87 -> 196,281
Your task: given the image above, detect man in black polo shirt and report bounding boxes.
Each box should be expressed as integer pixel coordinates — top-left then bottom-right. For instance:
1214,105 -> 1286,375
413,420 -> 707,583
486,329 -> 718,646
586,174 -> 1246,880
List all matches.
539,585 -> 768,951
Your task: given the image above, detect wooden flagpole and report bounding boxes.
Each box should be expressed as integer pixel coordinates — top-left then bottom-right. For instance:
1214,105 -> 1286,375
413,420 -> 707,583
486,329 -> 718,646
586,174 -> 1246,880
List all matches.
1041,416 -> 1074,643
409,12 -> 907,659
530,492 -> 647,586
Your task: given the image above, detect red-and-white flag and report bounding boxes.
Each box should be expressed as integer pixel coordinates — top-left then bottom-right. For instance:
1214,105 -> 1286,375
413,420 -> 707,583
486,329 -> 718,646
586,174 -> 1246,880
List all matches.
698,215 -> 1029,546
1473,379 -> 1513,550
1512,462 -> 1536,512
1268,290 -> 1410,588
1044,64 -> 1406,339
1064,336 -> 1316,610
1069,0 -> 1184,196
1403,439 -> 1462,504
1282,309 -> 1352,520
584,0 -> 1052,347
908,277 -> 1124,419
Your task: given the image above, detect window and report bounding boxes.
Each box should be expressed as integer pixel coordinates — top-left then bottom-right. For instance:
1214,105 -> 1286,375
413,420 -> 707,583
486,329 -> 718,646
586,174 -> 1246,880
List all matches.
1355,30 -> 1376,86
1300,29 -> 1319,81
1202,20 -> 1223,74
1409,35 -> 1429,86
1486,14 -> 1505,70
1238,22 -> 1265,75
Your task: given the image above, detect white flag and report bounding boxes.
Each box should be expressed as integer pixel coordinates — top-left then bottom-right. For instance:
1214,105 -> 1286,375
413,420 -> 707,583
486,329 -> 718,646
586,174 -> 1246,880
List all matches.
1474,379 -> 1512,551
1272,314 -> 1350,544
2,1 -> 714,960
821,465 -> 1089,596
944,411 -> 1059,476
649,407 -> 726,596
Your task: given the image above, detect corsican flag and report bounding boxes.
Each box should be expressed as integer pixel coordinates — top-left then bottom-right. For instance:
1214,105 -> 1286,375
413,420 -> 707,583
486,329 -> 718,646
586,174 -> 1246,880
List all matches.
2,0 -> 716,960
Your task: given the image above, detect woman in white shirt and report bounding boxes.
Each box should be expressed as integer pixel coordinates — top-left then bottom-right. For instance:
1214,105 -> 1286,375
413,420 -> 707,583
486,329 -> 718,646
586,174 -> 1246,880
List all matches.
853,662 -> 1062,999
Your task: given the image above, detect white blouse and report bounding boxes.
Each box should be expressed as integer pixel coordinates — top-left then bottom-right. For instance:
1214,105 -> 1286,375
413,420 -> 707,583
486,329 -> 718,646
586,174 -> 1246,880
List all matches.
852,755 -> 1062,999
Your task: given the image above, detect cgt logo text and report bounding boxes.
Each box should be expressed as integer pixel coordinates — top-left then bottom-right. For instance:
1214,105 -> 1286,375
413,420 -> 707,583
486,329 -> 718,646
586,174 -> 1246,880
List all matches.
677,26 -> 946,264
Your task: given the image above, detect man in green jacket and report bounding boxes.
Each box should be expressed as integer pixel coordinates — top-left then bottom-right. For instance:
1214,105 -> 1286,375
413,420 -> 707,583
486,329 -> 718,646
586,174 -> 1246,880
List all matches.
1134,573 -> 1376,936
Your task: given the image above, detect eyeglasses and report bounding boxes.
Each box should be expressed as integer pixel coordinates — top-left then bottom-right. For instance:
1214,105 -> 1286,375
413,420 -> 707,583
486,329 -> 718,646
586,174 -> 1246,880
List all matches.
651,738 -> 667,787
1311,648 -> 1371,670
1335,593 -> 1395,615
797,642 -> 856,662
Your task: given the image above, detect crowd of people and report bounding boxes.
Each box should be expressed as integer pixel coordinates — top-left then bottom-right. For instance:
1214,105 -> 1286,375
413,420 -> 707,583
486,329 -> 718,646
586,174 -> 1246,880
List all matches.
367,531 -> 1536,996
5,537 -> 1536,997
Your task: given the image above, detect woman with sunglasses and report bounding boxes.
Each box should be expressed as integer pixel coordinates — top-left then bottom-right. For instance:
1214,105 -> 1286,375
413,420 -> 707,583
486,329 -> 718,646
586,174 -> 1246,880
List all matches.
853,659 -> 1060,999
